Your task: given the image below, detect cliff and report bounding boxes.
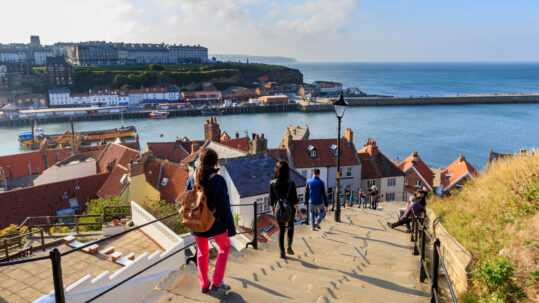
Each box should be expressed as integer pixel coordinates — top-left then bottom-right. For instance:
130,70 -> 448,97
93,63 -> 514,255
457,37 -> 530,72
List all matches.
72,63 -> 303,92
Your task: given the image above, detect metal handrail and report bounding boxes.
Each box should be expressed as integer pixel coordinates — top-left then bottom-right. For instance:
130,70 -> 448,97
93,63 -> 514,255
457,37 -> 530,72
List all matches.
410,214 -> 458,303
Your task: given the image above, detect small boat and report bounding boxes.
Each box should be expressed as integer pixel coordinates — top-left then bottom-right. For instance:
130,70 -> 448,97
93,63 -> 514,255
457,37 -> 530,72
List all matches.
201,109 -> 222,116
150,111 -> 168,119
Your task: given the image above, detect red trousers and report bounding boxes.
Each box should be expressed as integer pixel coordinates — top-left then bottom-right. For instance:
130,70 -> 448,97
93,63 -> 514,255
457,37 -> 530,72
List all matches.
194,232 -> 231,288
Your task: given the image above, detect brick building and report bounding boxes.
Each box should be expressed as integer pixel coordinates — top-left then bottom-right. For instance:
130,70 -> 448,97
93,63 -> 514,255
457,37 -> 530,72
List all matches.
440,154 -> 479,195
46,56 -> 73,87
398,151 -> 434,199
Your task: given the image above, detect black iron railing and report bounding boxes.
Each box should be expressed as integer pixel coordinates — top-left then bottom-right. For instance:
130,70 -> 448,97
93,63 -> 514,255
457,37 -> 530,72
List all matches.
410,214 -> 458,303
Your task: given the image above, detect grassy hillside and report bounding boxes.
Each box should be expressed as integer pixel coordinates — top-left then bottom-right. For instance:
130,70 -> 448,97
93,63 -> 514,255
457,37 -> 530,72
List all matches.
430,154 -> 538,302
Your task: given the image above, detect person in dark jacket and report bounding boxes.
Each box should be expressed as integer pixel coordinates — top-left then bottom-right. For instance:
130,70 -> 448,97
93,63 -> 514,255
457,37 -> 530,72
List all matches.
184,148 -> 236,293
269,160 -> 303,259
387,200 -> 426,231
416,186 -> 428,207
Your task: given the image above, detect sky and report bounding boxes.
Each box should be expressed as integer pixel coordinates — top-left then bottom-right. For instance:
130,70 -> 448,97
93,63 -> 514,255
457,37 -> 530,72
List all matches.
1,0 -> 538,62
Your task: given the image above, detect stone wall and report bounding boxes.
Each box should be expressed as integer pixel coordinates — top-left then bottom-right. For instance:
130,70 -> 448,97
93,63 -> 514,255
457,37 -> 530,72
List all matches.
346,94 -> 539,106
426,208 -> 473,296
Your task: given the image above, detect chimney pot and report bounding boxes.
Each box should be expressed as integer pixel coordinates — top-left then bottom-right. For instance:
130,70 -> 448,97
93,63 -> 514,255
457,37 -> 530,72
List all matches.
261,133 -> 264,138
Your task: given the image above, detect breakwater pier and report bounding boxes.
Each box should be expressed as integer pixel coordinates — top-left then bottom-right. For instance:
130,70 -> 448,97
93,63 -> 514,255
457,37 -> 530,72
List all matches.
1,94 -> 538,127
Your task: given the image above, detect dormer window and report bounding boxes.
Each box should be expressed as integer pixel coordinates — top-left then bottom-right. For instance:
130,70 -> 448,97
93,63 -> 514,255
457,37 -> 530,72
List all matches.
330,144 -> 338,157
307,145 -> 317,158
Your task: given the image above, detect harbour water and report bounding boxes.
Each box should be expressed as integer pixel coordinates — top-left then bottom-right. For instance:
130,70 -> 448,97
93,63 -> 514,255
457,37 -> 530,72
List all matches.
1,103 -> 537,170
1,63 -> 538,170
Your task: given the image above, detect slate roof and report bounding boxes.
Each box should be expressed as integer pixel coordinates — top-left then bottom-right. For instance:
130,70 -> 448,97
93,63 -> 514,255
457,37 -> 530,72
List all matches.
358,139 -> 404,178
289,138 -> 359,168
398,151 -> 434,189
222,153 -> 306,198
147,141 -> 190,163
182,141 -> 248,167
144,158 -> 189,203
441,154 -> 479,191
0,173 -> 110,228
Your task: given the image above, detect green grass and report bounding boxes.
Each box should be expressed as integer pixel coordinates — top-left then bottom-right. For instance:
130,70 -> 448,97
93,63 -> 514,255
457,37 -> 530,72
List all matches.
430,155 -> 539,302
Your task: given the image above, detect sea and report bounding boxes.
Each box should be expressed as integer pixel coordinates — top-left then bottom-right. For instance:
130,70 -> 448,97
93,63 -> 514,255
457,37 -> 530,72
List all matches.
1,62 -> 538,170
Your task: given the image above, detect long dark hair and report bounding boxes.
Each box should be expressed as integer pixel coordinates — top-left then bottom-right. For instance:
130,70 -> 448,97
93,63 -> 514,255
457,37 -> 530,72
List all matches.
196,148 -> 218,188
274,160 -> 290,182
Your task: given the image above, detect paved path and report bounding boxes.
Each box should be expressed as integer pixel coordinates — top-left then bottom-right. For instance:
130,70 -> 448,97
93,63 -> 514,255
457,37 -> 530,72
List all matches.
142,202 -> 430,303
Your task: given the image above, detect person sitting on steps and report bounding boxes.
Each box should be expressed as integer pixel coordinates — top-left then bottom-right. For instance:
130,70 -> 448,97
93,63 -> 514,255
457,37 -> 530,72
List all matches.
387,197 -> 426,232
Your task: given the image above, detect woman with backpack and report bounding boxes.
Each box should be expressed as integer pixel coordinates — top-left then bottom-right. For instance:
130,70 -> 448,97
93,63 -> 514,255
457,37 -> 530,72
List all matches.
183,148 -> 236,293
269,160 -> 303,259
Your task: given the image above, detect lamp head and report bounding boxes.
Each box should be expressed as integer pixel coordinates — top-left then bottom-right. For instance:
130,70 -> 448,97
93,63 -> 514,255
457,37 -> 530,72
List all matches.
333,90 -> 348,118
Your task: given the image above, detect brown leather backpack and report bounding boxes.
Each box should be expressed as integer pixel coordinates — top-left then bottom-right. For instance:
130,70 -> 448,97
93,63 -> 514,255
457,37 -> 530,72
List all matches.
179,173 -> 216,233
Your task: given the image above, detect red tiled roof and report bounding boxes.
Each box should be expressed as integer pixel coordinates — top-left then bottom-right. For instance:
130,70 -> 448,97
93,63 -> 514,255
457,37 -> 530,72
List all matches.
268,148 -> 288,162
398,152 -> 434,189
97,143 -> 140,173
45,148 -> 73,167
0,151 -> 45,178
288,138 -> 359,168
97,165 -> 129,198
441,154 -> 480,191
0,172 -> 110,228
358,139 -> 404,178
221,137 -> 250,153
147,142 -> 190,163
144,158 -> 189,203
357,153 -> 382,179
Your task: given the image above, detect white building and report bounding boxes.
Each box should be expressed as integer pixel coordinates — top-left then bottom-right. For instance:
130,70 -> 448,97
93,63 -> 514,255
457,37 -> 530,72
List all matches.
34,50 -> 54,65
220,153 -> 307,227
89,89 -> 119,107
48,89 -> 71,106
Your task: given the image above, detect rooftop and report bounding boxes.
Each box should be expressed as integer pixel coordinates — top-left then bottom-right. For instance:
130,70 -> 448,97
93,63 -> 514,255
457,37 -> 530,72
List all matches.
398,152 -> 434,189
441,154 -> 480,191
358,139 -> 404,179
288,138 -> 359,168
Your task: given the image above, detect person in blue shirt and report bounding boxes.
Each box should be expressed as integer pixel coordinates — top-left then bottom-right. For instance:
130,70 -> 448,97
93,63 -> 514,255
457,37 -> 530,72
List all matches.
305,169 -> 328,231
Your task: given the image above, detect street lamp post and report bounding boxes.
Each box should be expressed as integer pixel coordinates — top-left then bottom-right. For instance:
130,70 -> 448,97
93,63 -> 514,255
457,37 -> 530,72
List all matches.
333,91 -> 348,223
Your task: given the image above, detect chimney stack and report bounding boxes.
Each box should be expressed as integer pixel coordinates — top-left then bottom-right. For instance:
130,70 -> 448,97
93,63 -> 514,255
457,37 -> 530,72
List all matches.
235,131 -> 239,139
250,133 -> 268,155
283,129 -> 293,149
204,116 -> 221,142
344,128 -> 353,143
191,142 -> 200,154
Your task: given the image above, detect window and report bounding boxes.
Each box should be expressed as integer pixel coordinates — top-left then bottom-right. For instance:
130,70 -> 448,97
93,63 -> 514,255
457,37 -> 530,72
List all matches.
330,144 -> 338,157
346,167 -> 352,177
256,197 -> 271,214
405,178 -> 408,185
387,178 -> 396,187
386,193 -> 395,201
301,170 -> 307,178
415,180 -> 422,187
367,180 -> 376,188
307,145 -> 317,158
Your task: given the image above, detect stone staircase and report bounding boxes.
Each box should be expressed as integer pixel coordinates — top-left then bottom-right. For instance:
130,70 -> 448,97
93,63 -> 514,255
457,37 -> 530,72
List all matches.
140,202 -> 430,303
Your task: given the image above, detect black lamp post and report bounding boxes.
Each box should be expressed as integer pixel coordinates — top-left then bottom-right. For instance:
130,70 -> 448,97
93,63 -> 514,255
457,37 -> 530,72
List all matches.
333,91 -> 348,223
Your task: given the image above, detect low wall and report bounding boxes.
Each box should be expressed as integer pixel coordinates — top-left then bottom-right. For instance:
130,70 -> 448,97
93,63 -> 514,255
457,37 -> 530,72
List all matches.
346,94 -> 539,106
426,209 -> 473,295
131,201 -> 183,250
34,202 -> 185,303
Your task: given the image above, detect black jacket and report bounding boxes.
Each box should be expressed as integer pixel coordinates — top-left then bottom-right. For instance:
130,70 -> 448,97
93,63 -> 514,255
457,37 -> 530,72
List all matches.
268,179 -> 298,213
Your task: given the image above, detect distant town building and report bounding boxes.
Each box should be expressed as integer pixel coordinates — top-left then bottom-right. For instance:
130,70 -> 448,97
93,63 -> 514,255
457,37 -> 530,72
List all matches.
48,89 -> 71,106
258,95 -> 288,105
313,81 -> 343,96
67,42 -> 208,65
358,138 -> 406,202
48,87 -> 179,107
181,91 -> 222,104
440,154 -> 479,195
0,65 -> 7,90
30,35 -> 41,46
15,94 -> 47,109
46,56 -> 73,87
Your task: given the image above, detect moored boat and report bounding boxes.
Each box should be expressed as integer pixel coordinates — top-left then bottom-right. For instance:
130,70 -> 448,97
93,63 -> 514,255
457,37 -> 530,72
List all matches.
150,111 -> 168,119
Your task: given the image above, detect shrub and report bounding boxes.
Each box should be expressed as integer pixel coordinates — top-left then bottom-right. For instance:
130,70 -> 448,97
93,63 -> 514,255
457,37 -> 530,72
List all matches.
140,200 -> 188,235
149,63 -> 167,71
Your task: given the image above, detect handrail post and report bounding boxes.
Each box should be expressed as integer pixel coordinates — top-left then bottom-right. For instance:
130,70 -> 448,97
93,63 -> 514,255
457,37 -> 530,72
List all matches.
431,238 -> 441,303
50,248 -> 66,303
420,226 -> 427,282
40,229 -> 45,251
75,216 -> 79,234
252,202 -> 258,250
3,238 -> 8,259
46,216 -> 51,235
413,217 -> 420,255
103,206 -> 107,223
